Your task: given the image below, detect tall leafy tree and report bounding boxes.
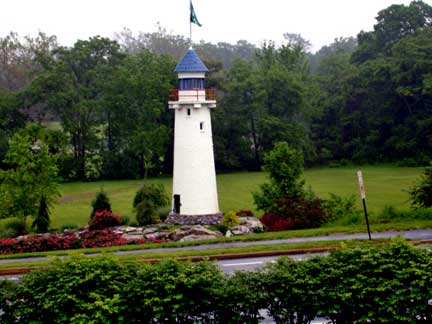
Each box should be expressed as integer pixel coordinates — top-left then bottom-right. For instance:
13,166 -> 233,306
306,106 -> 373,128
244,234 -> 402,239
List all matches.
0,133 -> 60,222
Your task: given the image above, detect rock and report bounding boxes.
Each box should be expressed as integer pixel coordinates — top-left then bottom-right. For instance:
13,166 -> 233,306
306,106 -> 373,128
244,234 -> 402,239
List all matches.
231,225 -> 252,235
179,234 -> 218,242
225,230 -> 233,238
239,217 -> 264,232
169,225 -> 221,241
142,227 -> 159,235
145,231 -> 170,241
121,234 -> 144,241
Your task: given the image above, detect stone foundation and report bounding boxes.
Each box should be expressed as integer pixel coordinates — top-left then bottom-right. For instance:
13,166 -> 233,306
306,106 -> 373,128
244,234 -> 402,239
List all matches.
165,212 -> 223,225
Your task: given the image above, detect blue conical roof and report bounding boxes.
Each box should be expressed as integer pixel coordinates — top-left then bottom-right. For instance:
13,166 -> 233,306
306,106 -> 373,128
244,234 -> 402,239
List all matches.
174,48 -> 208,73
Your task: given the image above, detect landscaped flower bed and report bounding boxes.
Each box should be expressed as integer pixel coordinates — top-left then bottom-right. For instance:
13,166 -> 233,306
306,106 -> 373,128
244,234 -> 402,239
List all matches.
0,228 -> 146,255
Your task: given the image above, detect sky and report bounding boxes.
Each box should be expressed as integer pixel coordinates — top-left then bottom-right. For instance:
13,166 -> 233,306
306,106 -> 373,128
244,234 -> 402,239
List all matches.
0,0 -> 424,52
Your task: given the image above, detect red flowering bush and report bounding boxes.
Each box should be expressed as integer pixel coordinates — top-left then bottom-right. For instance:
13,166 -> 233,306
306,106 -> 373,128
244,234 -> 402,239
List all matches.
88,209 -> 121,230
0,229 -> 147,255
260,195 -> 328,231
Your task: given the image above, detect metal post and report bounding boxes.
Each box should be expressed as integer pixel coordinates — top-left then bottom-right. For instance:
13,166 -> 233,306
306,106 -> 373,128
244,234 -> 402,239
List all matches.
362,198 -> 372,240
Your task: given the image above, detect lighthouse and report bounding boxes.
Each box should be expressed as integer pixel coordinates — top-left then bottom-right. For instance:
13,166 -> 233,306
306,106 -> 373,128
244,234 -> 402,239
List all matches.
165,48 -> 222,225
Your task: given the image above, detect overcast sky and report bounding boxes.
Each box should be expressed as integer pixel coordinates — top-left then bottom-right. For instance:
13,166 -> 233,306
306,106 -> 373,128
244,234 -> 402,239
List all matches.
0,0 -> 423,52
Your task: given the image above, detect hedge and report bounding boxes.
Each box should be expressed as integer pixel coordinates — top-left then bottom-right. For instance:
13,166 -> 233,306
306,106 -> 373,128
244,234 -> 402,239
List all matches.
1,240 -> 431,323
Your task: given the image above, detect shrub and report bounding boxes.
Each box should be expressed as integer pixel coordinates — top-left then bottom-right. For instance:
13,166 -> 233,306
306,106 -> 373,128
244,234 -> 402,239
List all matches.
222,211 -> 240,227
133,183 -> 169,210
261,195 -> 328,231
260,213 -> 294,231
121,260 -> 224,323
0,280 -> 19,323
322,193 -> 362,223
88,209 -> 121,230
156,206 -> 171,222
409,162 -> 432,208
135,200 -> 158,226
3,218 -> 27,237
236,210 -> 254,217
31,195 -> 50,233
133,184 -> 169,226
90,190 -> 112,219
13,256 -> 137,323
0,228 -> 146,255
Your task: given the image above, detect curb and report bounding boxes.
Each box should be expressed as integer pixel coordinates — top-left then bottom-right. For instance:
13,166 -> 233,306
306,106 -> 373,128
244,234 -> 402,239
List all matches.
1,239 -> 431,276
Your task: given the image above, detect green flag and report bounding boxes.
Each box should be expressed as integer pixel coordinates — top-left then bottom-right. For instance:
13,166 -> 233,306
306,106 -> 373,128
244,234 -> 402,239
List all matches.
190,1 -> 202,27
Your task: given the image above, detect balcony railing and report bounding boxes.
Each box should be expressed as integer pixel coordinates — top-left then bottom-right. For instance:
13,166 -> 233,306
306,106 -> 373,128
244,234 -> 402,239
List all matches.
169,88 -> 216,101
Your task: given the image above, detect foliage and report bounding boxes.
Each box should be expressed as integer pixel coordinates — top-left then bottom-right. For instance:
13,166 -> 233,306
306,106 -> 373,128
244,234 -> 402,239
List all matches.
119,215 -> 130,226
221,210 -> 240,227
409,162 -> 432,208
32,195 -> 50,233
133,183 -> 169,225
90,190 -> 112,219
0,133 -> 60,222
322,193 -> 361,223
14,256 -> 138,323
135,200 -> 158,226
253,142 -> 306,213
121,259 -> 224,323
1,241 -> 431,323
2,217 -> 28,237
0,228 -> 145,255
133,183 -> 170,210
88,209 -> 121,230
260,195 -> 327,231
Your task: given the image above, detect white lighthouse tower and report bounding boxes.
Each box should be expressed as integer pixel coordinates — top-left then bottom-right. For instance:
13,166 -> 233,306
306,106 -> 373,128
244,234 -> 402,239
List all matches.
165,48 -> 222,225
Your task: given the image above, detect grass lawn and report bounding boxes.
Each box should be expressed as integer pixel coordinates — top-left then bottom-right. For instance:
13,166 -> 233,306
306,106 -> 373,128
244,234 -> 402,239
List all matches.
0,164 -> 424,230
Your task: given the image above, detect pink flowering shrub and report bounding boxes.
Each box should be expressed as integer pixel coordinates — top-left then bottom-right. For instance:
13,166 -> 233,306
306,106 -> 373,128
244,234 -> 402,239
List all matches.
0,229 -> 147,255
88,209 -> 121,230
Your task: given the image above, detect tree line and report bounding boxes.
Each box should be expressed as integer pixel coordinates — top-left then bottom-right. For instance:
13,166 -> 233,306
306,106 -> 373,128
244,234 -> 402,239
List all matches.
0,0 -> 431,181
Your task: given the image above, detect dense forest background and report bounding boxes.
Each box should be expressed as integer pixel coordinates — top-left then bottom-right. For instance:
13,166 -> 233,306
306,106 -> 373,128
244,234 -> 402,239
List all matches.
0,0 -> 431,181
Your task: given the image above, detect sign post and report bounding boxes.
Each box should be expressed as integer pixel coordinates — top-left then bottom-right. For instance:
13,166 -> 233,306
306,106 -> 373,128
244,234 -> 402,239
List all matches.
357,170 -> 372,240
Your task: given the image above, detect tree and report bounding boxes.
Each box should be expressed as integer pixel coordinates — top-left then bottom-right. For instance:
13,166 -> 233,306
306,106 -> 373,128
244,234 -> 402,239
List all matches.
26,37 -> 125,180
0,134 -> 60,223
253,142 -> 305,212
90,190 -> 112,219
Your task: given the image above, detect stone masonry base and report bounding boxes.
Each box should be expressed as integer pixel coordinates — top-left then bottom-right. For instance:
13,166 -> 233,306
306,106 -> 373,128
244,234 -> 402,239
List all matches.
165,212 -> 223,225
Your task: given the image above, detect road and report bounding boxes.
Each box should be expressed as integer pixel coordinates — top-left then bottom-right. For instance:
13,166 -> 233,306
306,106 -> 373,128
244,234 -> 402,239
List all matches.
1,228 -> 431,266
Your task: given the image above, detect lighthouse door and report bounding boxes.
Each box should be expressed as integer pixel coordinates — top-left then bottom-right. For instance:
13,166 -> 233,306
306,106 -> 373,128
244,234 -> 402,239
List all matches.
173,194 -> 181,214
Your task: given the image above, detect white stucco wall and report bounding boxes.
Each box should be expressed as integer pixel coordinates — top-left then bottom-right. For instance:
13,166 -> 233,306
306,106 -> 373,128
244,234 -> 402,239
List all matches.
172,105 -> 219,215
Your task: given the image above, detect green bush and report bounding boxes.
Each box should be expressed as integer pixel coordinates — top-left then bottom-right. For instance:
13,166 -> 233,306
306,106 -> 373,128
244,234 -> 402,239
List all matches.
121,259 -> 224,323
221,211 -> 240,227
409,162 -> 432,208
322,193 -> 360,222
133,183 -> 169,210
12,256 -> 137,324
1,241 -> 430,323
133,184 -> 169,226
375,205 -> 432,223
90,190 -> 112,219
32,195 -> 50,233
3,218 -> 28,237
135,200 -> 158,226
156,206 -> 171,222
0,280 -> 19,324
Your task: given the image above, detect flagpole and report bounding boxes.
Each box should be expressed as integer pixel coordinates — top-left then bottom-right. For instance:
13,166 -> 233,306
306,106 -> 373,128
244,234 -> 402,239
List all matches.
189,0 -> 192,47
